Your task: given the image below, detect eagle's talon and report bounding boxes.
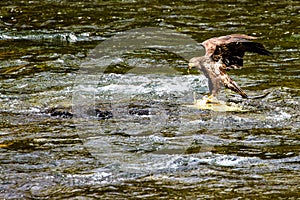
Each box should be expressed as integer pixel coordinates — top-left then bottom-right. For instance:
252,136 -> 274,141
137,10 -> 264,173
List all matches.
203,95 -> 219,104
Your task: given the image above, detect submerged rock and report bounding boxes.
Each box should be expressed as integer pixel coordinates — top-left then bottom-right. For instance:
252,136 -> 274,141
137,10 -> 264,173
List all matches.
95,109 -> 113,120
128,108 -> 150,115
46,107 -> 113,120
47,107 -> 73,118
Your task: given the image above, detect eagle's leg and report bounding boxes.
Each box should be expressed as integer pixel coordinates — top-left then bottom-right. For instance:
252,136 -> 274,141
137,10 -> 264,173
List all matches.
206,77 -> 221,104
193,92 -> 197,104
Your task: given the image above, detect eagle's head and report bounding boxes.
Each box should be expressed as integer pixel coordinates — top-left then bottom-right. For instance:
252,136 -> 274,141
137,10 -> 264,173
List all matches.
188,56 -> 210,70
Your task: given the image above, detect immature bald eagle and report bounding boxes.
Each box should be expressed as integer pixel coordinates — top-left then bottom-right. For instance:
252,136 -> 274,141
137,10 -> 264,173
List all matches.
188,34 -> 272,102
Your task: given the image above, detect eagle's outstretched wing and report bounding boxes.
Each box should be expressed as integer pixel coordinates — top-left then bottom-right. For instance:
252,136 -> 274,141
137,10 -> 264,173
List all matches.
217,63 -> 248,98
202,34 -> 272,70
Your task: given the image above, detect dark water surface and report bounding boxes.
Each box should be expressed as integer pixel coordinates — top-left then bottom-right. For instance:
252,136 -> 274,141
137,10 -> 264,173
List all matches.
0,1 -> 299,199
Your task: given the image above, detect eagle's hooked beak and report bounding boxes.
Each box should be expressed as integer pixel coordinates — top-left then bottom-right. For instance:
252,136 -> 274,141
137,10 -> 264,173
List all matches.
187,63 -> 195,74
188,62 -> 196,69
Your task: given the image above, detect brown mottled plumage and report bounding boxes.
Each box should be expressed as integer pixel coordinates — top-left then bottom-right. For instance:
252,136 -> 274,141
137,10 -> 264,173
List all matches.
188,34 -> 272,99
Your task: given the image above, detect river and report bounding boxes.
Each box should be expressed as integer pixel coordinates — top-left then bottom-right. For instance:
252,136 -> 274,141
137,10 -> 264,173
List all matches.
0,1 -> 299,199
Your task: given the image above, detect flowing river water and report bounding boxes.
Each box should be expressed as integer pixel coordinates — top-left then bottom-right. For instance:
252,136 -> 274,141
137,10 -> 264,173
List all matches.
0,1 -> 299,199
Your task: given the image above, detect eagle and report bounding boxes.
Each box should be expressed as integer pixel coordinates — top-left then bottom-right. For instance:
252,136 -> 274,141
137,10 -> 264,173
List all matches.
188,34 -> 272,103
